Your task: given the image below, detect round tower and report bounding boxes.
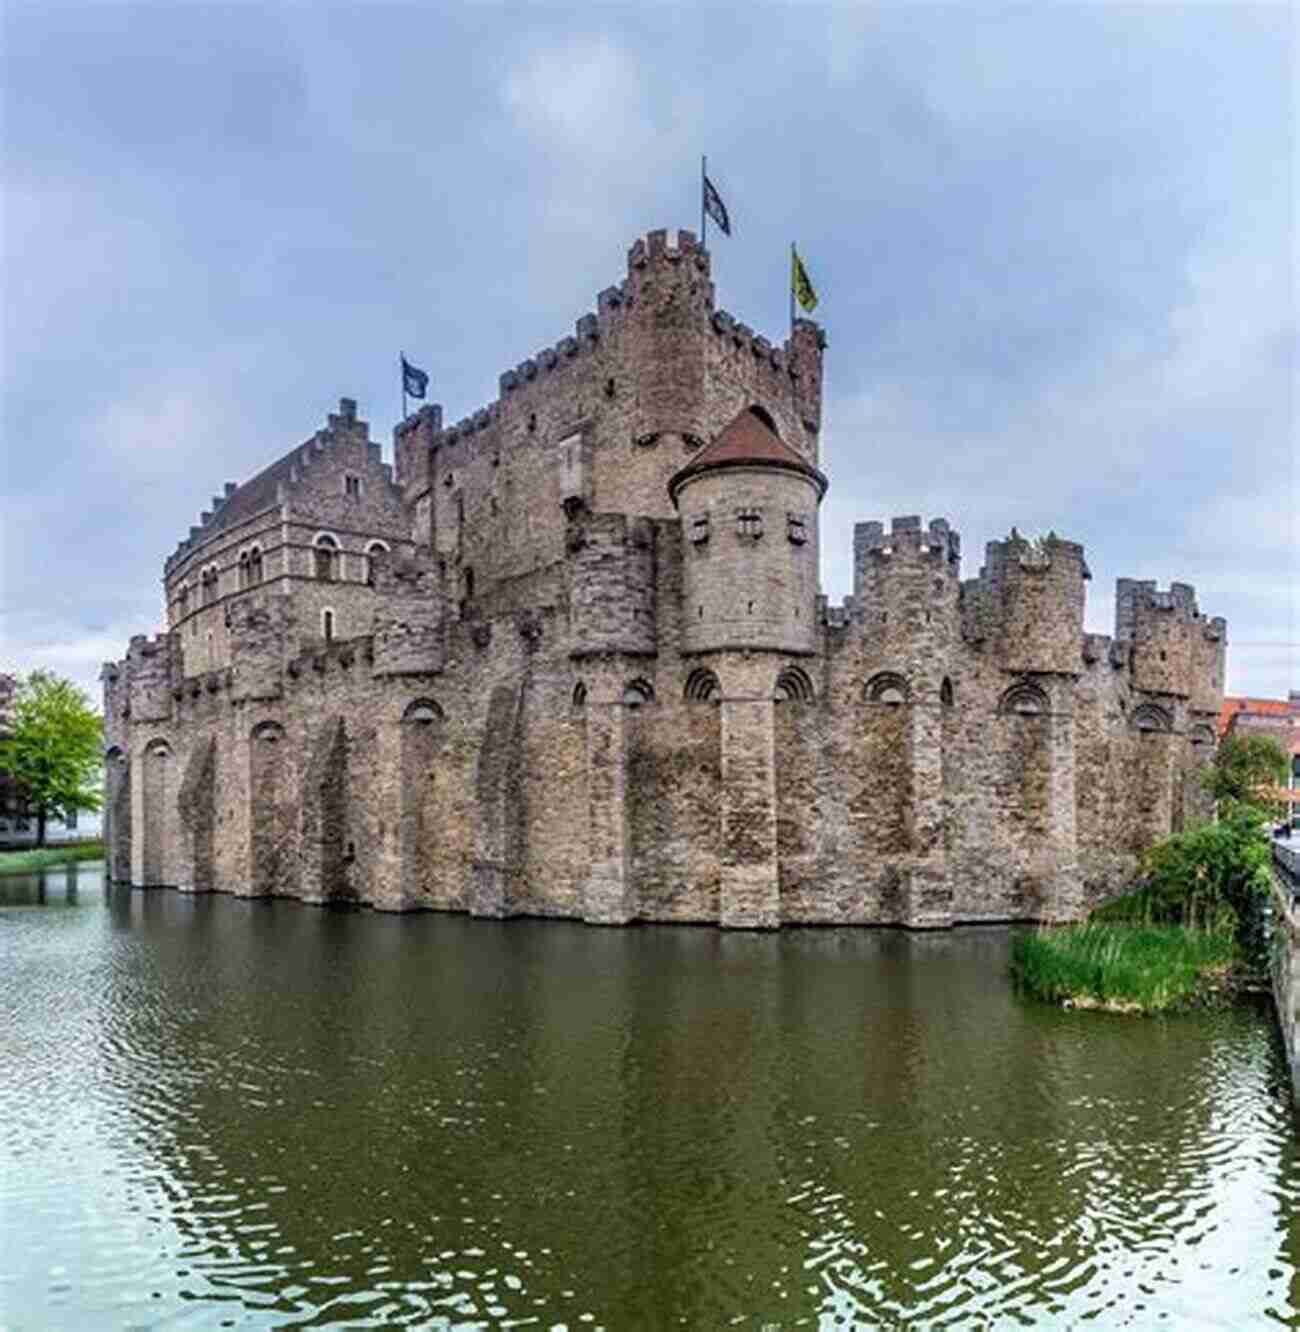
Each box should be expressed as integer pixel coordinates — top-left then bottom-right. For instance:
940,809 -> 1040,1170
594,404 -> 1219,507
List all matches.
669,405 -> 827,656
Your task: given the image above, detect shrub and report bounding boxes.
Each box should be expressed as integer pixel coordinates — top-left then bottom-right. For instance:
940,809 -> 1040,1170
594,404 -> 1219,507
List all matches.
1012,922 -> 1235,1012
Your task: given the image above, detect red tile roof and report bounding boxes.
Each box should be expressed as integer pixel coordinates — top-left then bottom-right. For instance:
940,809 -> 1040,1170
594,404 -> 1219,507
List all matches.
1218,695 -> 1293,737
668,407 -> 827,504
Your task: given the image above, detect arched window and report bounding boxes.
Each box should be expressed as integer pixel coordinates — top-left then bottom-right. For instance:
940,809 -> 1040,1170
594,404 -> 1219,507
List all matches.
365,541 -> 389,587
747,403 -> 779,434
251,720 -> 285,744
322,608 -> 335,642
684,668 -> 720,702
402,698 -> 444,724
622,678 -> 654,708
177,585 -> 189,619
248,545 -> 263,585
998,680 -> 1050,716
238,550 -> 251,590
572,681 -> 588,709
201,565 -> 219,606
940,677 -> 955,707
314,534 -> 338,581
1131,702 -> 1173,733
463,566 -> 475,601
865,671 -> 910,704
775,666 -> 814,703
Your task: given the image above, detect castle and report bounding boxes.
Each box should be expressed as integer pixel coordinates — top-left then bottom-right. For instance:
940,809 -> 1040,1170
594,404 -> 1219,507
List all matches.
101,228 -> 1227,928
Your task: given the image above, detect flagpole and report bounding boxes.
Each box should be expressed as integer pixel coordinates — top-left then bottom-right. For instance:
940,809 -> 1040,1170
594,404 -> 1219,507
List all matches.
701,155 -> 707,246
400,352 -> 407,423
789,243 -> 795,338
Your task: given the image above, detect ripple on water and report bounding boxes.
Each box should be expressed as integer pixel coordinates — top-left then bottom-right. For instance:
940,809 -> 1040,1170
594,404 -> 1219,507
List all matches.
2,883 -> 1297,1328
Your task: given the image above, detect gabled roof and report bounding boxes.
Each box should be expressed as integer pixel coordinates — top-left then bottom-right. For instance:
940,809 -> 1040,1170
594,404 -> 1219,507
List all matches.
668,406 -> 827,505
1218,695 -> 1295,737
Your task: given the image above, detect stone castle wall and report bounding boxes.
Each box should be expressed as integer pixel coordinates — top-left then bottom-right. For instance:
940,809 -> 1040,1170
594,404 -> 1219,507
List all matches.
102,227 -> 1227,929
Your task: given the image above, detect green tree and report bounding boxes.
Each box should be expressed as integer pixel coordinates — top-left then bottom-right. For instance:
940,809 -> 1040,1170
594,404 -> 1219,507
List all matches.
0,671 -> 103,847
1204,732 -> 1289,819
1134,810 -> 1273,932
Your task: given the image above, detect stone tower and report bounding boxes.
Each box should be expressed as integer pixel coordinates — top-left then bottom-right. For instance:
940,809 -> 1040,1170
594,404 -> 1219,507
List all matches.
669,405 -> 828,928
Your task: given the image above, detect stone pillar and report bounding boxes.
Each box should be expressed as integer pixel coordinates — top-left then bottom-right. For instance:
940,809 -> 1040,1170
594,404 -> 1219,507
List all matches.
130,738 -> 145,887
906,700 -> 951,928
105,750 -> 132,883
1044,686 -> 1083,921
719,660 -> 780,929
299,718 -> 349,905
176,738 -> 216,894
470,683 -> 524,919
581,665 -> 635,924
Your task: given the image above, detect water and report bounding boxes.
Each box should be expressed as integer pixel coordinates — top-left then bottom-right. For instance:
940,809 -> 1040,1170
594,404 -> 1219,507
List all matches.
3,863 -> 1297,1329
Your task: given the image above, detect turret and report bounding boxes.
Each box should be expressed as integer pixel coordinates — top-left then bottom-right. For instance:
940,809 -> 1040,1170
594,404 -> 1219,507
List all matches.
1115,579 -> 1226,702
853,516 -> 962,688
393,402 -> 442,496
669,405 -> 826,656
962,531 -> 1089,675
125,632 -> 176,724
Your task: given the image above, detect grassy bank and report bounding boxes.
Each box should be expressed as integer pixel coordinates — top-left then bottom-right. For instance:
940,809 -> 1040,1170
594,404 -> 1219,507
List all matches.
0,843 -> 105,875
1011,922 -> 1236,1013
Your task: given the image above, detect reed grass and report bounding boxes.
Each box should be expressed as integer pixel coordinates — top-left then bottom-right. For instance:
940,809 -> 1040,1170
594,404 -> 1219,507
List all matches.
0,842 -> 105,875
1011,922 -> 1235,1013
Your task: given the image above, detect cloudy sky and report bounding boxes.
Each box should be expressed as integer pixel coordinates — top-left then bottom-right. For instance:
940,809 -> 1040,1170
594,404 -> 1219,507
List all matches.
3,2 -> 1295,703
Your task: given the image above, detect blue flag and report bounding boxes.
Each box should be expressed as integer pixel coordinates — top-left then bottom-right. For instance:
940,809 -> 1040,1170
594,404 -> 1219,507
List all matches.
401,355 -> 428,399
703,173 -> 731,236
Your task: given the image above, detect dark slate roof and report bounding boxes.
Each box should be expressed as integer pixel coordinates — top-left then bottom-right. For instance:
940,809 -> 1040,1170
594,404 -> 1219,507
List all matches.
668,406 -> 827,504
206,451 -> 297,535
166,448 -> 303,572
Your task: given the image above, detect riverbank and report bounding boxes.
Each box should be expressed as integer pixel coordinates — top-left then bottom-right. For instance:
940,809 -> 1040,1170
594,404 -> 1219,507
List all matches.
0,843 -> 104,875
1011,922 -> 1237,1013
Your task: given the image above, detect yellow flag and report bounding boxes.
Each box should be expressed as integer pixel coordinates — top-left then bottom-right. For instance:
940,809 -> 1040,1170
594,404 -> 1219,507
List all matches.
792,246 -> 818,313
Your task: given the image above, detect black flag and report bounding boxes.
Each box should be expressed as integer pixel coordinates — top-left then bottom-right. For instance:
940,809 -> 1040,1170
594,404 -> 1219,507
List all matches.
703,173 -> 731,236
401,355 -> 428,399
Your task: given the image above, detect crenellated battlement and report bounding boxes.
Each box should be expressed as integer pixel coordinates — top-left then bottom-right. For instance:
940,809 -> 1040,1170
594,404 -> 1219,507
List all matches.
981,529 -> 1090,584
397,230 -> 709,443
960,530 -> 1089,674
1115,578 -> 1221,637
848,516 -> 962,674
853,518 -> 962,619
122,631 -> 177,726
855,515 -> 962,567
126,631 -> 174,662
394,228 -> 824,482
1115,577 -> 1227,702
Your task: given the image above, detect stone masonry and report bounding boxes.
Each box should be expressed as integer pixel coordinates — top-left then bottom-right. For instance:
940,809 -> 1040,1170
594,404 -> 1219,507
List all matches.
102,228 -> 1228,928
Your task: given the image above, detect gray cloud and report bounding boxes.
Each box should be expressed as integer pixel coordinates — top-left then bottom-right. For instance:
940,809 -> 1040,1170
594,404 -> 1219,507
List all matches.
2,3 -> 1293,702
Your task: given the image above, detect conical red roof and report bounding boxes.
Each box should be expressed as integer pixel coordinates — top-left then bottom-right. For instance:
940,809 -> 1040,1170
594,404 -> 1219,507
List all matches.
668,407 -> 827,504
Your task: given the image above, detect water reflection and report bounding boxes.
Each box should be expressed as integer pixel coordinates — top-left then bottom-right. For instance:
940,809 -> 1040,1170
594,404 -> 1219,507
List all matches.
2,866 -> 1297,1327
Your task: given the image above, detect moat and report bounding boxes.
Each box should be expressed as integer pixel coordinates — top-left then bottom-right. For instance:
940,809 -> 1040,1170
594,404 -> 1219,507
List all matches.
4,864 -> 1298,1327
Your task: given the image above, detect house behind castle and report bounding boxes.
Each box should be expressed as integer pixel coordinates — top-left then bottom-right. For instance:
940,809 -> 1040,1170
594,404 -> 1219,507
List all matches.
101,228 -> 1227,927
